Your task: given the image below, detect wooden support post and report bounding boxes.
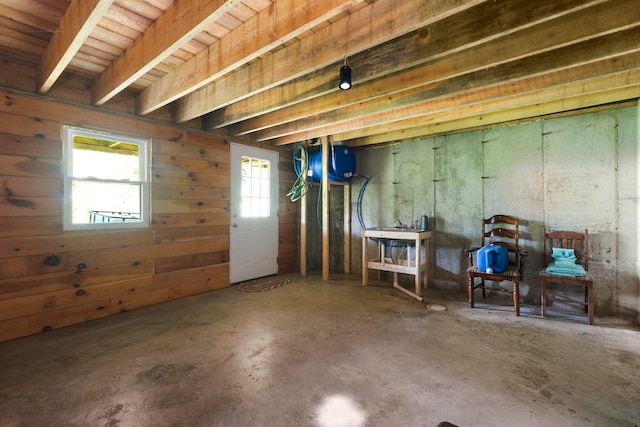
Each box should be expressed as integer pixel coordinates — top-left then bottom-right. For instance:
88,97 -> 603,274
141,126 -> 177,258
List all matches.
300,179 -> 307,276
321,136 -> 330,280
343,183 -> 351,274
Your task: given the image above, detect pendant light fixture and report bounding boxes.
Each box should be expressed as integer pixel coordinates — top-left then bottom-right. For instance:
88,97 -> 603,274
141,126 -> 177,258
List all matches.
339,57 -> 351,90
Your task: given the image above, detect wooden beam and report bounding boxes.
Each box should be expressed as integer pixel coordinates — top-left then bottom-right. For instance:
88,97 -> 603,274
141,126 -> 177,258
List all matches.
279,68 -> 640,146
37,0 -> 114,94
267,27 -> 640,145
137,0 -> 368,116
300,177 -> 307,276
321,136 -> 329,280
91,0 -> 243,105
173,0 -> 489,123
333,51 -> 640,143
348,85 -> 640,147
211,0 -> 610,132
344,182 -> 351,274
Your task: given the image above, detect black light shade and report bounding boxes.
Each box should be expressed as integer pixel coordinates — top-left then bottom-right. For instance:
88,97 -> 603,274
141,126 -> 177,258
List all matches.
339,65 -> 351,90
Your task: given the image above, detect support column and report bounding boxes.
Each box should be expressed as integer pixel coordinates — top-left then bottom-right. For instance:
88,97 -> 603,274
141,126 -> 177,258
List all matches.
300,179 -> 307,276
321,136 -> 330,280
344,183 -> 351,274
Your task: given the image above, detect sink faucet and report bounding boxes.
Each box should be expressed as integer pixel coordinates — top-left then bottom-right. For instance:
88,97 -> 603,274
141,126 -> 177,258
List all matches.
394,218 -> 403,228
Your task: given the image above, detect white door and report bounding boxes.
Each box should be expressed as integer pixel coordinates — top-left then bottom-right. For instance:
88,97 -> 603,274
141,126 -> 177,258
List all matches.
229,143 -> 279,283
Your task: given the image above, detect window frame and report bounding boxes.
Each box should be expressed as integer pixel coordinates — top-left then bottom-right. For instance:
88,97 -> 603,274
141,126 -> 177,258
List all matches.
62,125 -> 150,231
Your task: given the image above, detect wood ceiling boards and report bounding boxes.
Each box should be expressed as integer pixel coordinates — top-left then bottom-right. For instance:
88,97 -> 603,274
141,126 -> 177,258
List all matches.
0,0 -> 639,147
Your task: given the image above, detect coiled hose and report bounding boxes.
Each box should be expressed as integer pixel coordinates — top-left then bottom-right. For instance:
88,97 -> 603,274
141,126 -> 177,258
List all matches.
287,145 -> 309,202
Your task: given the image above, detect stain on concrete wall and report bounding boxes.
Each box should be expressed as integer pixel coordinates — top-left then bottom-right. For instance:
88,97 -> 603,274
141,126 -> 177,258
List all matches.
350,106 -> 639,321
433,132 -> 483,290
483,122 -> 545,302
613,105 -> 637,320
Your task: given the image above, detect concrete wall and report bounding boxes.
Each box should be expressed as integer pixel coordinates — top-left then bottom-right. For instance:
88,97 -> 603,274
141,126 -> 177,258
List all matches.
349,106 -> 639,321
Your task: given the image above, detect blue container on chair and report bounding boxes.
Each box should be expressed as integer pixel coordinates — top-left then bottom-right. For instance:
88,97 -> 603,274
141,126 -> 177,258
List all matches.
477,244 -> 508,273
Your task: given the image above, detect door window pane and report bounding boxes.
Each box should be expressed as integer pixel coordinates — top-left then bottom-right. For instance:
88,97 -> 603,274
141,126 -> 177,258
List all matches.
240,155 -> 270,218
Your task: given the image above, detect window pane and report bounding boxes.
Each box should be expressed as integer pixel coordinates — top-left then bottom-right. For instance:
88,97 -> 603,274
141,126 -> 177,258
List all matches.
251,157 -> 260,176
63,125 -> 149,231
251,177 -> 261,198
71,181 -> 142,224
241,197 -> 251,217
241,157 -> 250,177
73,138 -> 140,180
241,176 -> 251,197
260,160 -> 270,178
259,198 -> 269,217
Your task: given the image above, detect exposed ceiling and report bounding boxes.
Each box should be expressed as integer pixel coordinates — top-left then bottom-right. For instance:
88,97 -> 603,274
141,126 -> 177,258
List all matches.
1,0 -> 639,148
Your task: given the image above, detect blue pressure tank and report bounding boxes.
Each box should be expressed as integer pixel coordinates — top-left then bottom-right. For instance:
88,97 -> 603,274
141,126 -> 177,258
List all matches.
477,244 -> 509,273
306,145 -> 356,182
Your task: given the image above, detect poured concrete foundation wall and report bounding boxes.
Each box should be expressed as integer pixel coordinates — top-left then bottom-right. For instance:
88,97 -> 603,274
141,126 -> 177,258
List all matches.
350,106 -> 639,321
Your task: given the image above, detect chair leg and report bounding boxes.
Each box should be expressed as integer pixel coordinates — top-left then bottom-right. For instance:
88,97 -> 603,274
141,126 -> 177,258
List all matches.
468,274 -> 475,308
584,285 -> 589,313
587,282 -> 594,325
541,278 -> 547,318
513,280 -> 520,316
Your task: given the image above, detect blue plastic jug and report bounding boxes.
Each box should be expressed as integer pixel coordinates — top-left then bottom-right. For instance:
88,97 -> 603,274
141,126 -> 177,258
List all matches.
477,244 -> 508,273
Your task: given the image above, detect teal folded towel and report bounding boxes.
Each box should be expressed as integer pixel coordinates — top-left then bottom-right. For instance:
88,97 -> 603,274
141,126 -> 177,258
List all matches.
545,247 -> 586,276
546,263 -> 586,276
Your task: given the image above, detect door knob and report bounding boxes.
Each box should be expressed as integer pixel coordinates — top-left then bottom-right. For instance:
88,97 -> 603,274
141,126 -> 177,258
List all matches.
232,223 -> 238,228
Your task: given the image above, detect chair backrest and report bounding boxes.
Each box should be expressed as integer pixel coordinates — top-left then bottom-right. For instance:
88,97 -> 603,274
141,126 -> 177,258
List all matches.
542,229 -> 589,270
482,214 -> 519,265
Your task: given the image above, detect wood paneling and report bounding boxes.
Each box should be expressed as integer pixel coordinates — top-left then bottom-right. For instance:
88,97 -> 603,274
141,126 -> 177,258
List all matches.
0,91 -> 297,342
0,133 -> 62,158
0,260 -> 154,300
0,176 -> 63,197
278,149 -> 298,274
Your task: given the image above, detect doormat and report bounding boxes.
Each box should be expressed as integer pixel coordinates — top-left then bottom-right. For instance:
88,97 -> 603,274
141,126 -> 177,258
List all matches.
235,276 -> 290,292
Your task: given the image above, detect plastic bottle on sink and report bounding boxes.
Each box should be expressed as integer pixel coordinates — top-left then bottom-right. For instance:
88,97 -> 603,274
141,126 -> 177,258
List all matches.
420,212 -> 428,231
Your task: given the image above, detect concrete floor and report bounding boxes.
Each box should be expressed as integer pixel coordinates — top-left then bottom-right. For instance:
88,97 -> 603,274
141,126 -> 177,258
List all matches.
1,274 -> 639,427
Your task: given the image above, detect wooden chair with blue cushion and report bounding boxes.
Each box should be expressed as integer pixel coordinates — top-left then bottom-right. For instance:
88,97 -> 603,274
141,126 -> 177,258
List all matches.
540,229 -> 594,325
466,214 -> 526,315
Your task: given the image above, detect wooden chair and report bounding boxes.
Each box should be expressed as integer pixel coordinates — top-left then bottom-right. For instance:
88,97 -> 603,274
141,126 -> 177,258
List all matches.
466,215 -> 526,315
540,229 -> 594,325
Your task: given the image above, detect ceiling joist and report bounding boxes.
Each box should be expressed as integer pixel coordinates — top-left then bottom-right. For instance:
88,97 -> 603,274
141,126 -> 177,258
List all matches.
91,0 -> 244,105
136,0 -> 374,116
175,0 -> 489,124
38,0 -> 114,94
2,0 -> 640,148
264,25 -> 640,144
223,0 -> 629,137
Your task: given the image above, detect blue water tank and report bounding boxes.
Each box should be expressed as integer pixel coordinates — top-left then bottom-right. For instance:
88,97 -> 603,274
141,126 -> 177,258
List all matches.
477,244 -> 509,273
307,145 -> 356,182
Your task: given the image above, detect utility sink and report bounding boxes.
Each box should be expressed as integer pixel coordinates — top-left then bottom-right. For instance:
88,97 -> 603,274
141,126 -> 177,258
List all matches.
368,226 -> 420,232
366,227 -> 420,246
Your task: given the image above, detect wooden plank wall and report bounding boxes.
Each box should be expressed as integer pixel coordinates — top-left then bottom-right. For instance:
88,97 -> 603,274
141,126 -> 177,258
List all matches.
279,152 -> 298,275
0,90 -> 297,343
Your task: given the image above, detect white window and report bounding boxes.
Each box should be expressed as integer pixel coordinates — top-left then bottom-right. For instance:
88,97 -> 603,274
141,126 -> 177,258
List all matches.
63,125 -> 150,231
240,155 -> 271,218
